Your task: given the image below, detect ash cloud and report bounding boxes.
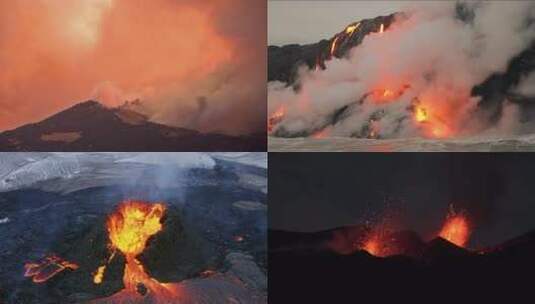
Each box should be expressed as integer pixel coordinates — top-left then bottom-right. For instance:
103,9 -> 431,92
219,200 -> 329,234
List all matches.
268,1 -> 535,138
0,0 -> 266,135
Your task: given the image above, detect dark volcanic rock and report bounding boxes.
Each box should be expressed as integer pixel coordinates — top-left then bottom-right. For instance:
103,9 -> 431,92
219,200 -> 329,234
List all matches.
269,228 -> 535,302
0,100 -> 266,152
268,13 -> 398,85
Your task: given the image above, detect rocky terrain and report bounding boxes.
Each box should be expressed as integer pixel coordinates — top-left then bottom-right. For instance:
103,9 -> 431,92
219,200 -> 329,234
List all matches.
0,153 -> 267,303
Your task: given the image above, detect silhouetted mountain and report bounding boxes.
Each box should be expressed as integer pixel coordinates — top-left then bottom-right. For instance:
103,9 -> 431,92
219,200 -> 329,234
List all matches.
0,101 -> 266,151
268,14 -> 397,84
269,228 -> 535,302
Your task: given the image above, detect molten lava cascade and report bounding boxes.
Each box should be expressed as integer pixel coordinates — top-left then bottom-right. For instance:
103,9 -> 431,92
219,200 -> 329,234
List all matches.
439,205 -> 471,247
94,200 -> 185,302
269,10 -> 507,140
330,36 -> 339,57
24,255 -> 79,283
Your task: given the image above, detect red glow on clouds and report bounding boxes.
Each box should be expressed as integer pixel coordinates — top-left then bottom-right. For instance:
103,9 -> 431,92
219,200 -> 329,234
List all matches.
0,0 -> 265,134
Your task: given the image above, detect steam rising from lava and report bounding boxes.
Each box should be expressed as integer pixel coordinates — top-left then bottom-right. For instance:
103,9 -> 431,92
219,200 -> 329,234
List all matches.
0,0 -> 266,135
269,1 -> 535,139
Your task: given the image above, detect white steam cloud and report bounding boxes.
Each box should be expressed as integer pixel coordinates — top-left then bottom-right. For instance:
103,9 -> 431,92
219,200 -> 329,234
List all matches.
268,1 -> 535,139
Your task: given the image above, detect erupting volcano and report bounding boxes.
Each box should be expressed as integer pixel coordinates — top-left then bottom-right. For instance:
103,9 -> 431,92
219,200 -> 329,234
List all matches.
94,200 -> 185,303
439,206 -> 470,247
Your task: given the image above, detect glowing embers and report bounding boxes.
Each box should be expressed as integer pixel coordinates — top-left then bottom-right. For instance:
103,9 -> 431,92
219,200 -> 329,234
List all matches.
24,255 -> 79,283
268,105 -> 286,134
439,205 -> 471,247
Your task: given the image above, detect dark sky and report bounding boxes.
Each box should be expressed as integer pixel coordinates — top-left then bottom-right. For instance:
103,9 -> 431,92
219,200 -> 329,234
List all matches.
269,153 -> 535,248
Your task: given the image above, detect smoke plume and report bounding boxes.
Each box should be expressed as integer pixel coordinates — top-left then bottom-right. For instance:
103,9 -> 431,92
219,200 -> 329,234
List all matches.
0,0 -> 266,135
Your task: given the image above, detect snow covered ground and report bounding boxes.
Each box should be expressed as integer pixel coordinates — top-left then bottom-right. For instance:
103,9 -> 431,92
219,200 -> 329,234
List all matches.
0,153 -> 266,193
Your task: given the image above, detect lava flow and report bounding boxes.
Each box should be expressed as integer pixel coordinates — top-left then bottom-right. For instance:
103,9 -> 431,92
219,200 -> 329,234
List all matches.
24,255 -> 79,283
439,205 -> 471,247
94,200 -> 185,303
268,106 -> 286,134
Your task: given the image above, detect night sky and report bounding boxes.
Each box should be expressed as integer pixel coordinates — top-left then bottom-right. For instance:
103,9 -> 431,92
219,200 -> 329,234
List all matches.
269,153 -> 535,248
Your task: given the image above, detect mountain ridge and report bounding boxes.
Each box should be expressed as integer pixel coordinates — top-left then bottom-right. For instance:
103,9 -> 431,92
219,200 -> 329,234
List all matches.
0,100 -> 265,151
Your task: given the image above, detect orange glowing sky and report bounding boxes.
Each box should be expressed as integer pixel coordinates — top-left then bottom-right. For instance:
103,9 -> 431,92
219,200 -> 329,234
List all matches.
0,0 -> 266,134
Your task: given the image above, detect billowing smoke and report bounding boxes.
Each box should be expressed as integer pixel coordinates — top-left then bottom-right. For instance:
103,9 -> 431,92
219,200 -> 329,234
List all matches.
0,0 -> 266,135
268,1 -> 535,139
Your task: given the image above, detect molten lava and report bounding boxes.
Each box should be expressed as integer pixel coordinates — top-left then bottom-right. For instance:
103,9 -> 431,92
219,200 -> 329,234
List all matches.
345,23 -> 360,35
24,255 -> 78,283
93,265 -> 106,284
330,36 -> 339,57
268,106 -> 286,133
439,206 -> 470,247
379,23 -> 385,34
107,201 -> 166,290
363,237 -> 383,256
415,106 -> 428,123
107,201 -> 166,257
94,200 -> 186,302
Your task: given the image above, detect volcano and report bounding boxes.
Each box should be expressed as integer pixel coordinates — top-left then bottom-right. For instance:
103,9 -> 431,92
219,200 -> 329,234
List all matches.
0,101 -> 266,151
0,153 -> 267,303
269,226 -> 535,302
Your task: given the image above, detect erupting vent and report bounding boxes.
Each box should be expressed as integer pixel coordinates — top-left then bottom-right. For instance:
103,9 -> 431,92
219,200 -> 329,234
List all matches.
93,200 -> 185,303
439,205 -> 471,247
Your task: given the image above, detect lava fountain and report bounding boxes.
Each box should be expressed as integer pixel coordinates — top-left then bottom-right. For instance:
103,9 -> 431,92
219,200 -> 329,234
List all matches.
439,205 -> 471,247
93,200 -> 185,303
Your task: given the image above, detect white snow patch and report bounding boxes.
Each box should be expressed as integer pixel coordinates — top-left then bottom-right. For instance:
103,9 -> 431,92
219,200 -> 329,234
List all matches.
115,152 -> 216,169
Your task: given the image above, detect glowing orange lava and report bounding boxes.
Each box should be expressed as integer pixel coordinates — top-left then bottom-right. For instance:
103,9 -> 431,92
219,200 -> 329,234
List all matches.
107,201 -> 166,290
345,23 -> 360,35
330,36 -> 339,57
312,128 -> 330,139
363,238 -> 382,256
268,106 -> 286,133
379,23 -> 385,34
415,106 -> 428,123
24,255 -> 79,283
93,265 -> 106,284
439,205 -> 470,247
93,200 -> 186,302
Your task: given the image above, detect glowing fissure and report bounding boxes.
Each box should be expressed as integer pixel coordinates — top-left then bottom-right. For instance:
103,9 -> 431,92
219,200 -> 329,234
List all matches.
24,255 -> 79,283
